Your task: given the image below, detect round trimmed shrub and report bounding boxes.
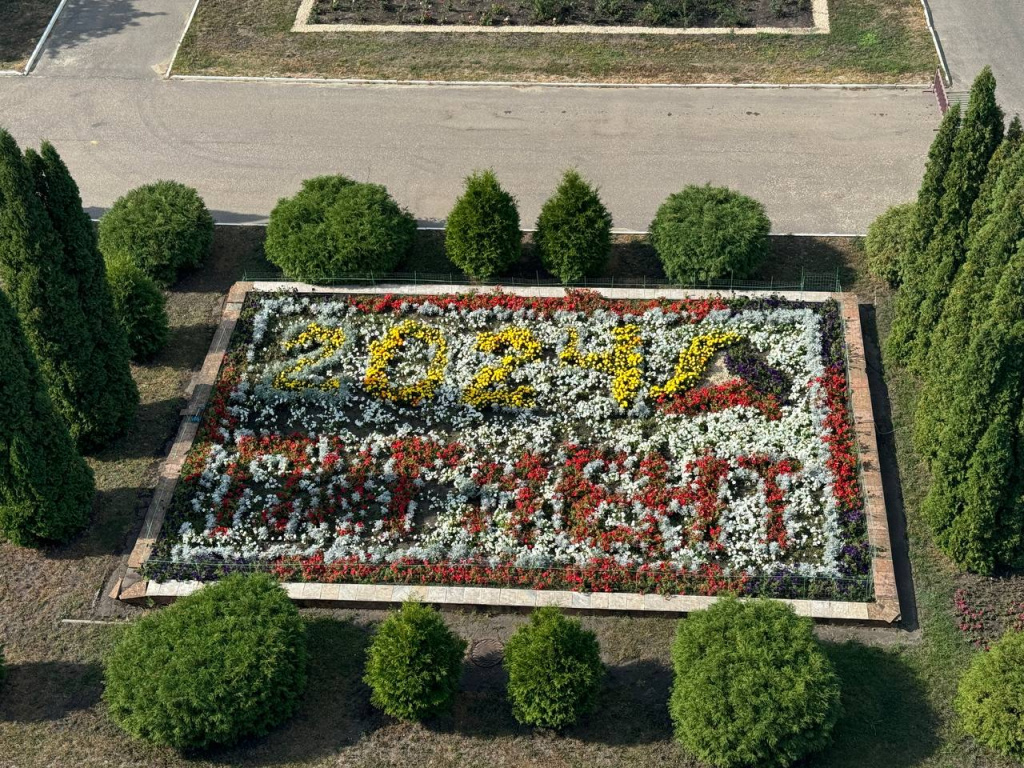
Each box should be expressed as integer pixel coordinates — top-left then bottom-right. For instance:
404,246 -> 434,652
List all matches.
669,598 -> 841,768
535,169 -> 612,284
865,201 -> 917,287
98,181 -> 214,287
265,175 -> 416,282
649,185 -> 771,283
106,258 -> 169,362
445,170 -> 521,280
956,630 -> 1024,760
503,607 -> 604,729
364,602 -> 466,721
103,573 -> 307,751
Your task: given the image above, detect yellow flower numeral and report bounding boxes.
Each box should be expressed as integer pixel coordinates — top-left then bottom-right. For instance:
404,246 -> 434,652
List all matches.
560,324 -> 644,409
463,327 -> 541,409
273,322 -> 347,391
364,320 -> 448,406
649,331 -> 741,398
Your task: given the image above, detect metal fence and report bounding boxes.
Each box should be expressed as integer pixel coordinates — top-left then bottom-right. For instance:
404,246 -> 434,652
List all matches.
241,268 -> 844,294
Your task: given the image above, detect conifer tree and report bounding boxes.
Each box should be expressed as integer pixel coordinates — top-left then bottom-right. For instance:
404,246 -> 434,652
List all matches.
0,285 -> 94,546
0,129 -> 125,451
922,240 -> 1024,573
908,67 -> 1004,369
885,103 -> 961,361
914,142 -> 1024,462
24,142 -> 138,447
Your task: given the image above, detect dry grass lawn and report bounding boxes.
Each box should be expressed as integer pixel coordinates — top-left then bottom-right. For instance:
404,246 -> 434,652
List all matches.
0,0 -> 61,71
173,0 -> 936,84
0,231 -> 1012,768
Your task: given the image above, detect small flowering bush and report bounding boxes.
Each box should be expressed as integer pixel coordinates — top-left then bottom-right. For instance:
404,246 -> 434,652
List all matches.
956,629 -> 1024,760
504,607 -> 604,729
669,598 -> 841,768
364,601 -> 467,720
147,289 -> 870,600
104,573 -> 307,751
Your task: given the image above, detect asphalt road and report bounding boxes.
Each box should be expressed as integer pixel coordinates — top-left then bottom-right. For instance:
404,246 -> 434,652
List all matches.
0,0 -> 938,232
927,0 -> 1024,116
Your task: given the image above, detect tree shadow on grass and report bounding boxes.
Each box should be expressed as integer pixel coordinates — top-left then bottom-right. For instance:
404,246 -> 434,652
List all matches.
0,661 -> 103,722
203,617 -> 385,766
438,657 -> 671,745
810,642 -> 940,768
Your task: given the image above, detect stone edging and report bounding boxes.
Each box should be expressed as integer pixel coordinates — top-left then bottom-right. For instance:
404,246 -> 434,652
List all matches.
116,282 -> 900,624
292,0 -> 829,35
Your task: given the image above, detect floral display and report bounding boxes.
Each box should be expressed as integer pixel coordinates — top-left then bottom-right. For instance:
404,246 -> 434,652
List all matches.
146,290 -> 871,600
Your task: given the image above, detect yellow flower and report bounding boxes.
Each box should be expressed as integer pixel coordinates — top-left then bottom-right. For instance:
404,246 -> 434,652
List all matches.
650,331 -> 740,398
561,324 -> 644,409
273,323 -> 346,391
364,320 -> 448,405
463,326 -> 541,408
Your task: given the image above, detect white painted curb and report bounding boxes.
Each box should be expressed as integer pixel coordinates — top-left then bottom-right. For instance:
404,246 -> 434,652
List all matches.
920,0 -> 951,86
169,73 -> 931,90
23,0 -> 72,75
165,0 -> 203,79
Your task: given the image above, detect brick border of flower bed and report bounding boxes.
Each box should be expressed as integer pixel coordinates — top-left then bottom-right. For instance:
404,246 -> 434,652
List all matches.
114,281 -> 900,624
291,0 -> 830,35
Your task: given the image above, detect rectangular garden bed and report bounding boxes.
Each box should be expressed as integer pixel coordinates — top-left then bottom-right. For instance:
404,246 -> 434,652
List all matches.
119,283 -> 899,622
303,0 -> 814,30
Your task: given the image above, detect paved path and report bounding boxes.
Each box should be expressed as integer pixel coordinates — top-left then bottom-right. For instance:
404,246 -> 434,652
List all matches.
0,75 -> 936,232
32,0 -> 192,79
927,0 -> 1024,117
0,0 -> 938,232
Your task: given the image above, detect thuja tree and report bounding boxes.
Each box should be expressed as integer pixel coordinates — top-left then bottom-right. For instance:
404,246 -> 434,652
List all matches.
908,67 -> 1004,369
914,143 -> 1024,462
966,115 -> 1023,244
0,286 -> 94,546
24,142 -> 138,448
445,170 -> 521,280
885,103 -> 961,362
0,130 -> 117,451
922,240 -> 1024,573
535,170 -> 612,283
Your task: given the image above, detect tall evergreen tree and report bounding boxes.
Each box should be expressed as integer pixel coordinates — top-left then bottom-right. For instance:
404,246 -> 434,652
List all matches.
966,115 -> 1022,244
24,142 -> 138,446
0,129 -> 122,451
908,67 -> 1004,369
885,103 -> 961,361
922,240 -> 1024,573
914,142 -> 1024,462
0,285 -> 94,546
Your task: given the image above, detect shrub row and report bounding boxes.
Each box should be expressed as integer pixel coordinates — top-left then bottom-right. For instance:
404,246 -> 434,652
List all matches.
104,576 -> 845,767
264,170 -> 770,285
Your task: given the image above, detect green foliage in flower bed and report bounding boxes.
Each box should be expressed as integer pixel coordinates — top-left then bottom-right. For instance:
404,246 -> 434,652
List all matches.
265,175 -> 417,282
504,607 -> 604,729
103,573 -> 307,751
956,630 -> 1024,760
650,185 -> 771,283
363,601 -> 466,721
99,181 -> 214,288
535,170 -> 612,284
445,170 -> 521,280
669,598 -> 841,767
107,258 -> 170,362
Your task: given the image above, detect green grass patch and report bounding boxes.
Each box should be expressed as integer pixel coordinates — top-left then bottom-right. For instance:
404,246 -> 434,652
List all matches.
173,0 -> 936,83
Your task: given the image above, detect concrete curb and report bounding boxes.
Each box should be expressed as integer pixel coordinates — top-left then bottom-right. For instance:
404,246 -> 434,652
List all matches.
165,0 -> 203,79
23,0 -> 72,75
116,283 -> 899,624
168,73 -> 933,90
920,0 -> 951,87
291,0 -> 830,35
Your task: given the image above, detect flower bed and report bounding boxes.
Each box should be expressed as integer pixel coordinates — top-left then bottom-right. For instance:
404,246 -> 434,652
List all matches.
145,290 -> 871,601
